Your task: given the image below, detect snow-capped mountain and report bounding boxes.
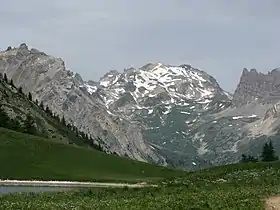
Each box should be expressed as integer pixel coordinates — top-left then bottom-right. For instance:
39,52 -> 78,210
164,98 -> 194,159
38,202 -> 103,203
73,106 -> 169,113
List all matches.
0,44 -> 167,165
80,63 -> 230,113
75,62 -> 236,169
2,44 -> 280,171
79,63 -> 280,170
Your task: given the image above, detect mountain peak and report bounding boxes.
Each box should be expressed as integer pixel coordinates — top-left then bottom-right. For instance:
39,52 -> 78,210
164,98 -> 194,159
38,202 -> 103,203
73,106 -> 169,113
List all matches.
19,43 -> 28,50
233,68 -> 280,105
94,62 -> 229,113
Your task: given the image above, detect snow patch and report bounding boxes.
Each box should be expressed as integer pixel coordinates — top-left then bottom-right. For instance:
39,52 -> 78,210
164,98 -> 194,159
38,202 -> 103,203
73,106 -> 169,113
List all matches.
100,80 -> 111,87
148,109 -> 153,114
84,84 -> 97,94
248,114 -> 258,118
181,111 -> 190,114
232,116 -> 244,120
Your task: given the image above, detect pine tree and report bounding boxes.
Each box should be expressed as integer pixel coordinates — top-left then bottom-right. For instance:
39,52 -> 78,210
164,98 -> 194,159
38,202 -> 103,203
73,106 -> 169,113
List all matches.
261,141 -> 278,162
28,92 -> 32,101
39,101 -> 44,110
24,114 -> 37,135
45,106 -> 51,115
4,73 -> 7,83
9,79 -> 15,87
61,116 -> 66,126
0,106 -> 9,127
240,154 -> 258,163
18,87 -> 23,94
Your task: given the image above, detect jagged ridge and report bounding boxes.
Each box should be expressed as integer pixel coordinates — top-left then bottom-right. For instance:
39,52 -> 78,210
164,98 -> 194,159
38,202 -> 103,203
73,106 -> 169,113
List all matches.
3,44 -> 280,171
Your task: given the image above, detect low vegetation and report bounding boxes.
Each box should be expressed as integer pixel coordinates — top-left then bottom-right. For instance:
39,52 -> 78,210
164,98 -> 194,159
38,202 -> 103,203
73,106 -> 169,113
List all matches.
0,72 -> 104,152
2,161 -> 280,209
0,127 -> 183,182
2,72 -> 280,209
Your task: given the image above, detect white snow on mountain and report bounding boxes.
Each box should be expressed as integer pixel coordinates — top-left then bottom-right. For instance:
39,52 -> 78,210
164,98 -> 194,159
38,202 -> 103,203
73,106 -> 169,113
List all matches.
78,63 -> 230,117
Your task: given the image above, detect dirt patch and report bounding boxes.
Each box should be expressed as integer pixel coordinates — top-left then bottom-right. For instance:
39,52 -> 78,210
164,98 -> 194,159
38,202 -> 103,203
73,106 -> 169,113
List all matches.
265,196 -> 280,210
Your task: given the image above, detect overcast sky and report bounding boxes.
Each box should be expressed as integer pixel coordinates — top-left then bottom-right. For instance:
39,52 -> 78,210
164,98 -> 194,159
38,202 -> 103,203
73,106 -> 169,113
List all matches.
1,0 -> 280,92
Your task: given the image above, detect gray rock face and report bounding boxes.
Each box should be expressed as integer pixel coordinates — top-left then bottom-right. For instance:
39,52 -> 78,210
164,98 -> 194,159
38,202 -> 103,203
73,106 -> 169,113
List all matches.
233,68 -> 280,106
2,44 -> 280,171
0,44 -> 166,165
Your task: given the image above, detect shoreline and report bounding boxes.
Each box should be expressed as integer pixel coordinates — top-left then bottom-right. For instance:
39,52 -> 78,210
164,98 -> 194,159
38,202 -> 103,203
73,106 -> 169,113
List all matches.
0,179 -> 157,188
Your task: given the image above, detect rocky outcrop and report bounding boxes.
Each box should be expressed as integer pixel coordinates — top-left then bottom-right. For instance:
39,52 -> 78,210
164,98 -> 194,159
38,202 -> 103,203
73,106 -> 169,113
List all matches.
0,44 -> 166,165
232,68 -> 280,106
4,43 -> 280,171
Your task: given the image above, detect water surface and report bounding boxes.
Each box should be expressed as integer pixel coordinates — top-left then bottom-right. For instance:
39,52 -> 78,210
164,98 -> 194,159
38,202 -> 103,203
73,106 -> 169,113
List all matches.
0,186 -> 76,195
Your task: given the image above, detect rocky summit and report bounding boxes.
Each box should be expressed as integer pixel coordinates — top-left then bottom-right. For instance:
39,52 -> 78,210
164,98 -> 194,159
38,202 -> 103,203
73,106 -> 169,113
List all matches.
1,43 -> 280,170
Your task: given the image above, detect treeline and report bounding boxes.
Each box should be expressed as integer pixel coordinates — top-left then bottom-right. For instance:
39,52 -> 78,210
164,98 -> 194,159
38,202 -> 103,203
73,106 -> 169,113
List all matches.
0,73 -> 104,152
241,141 -> 278,163
0,107 -> 37,135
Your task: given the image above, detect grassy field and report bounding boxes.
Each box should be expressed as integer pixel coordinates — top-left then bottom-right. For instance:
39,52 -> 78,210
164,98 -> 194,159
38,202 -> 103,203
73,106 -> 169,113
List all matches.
2,126 -> 280,209
2,161 -> 280,209
0,127 -> 185,182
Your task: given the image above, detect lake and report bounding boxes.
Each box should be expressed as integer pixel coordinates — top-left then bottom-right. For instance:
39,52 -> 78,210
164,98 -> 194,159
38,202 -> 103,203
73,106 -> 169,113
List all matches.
0,186 -> 78,195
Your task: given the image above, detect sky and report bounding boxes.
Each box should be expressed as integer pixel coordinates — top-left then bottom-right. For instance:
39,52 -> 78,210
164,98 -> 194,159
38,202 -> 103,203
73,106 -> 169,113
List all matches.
1,0 -> 280,92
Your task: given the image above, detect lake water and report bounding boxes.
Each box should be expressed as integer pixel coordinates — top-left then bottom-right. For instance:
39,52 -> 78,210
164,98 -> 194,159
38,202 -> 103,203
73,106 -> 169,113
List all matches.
0,186 -> 77,195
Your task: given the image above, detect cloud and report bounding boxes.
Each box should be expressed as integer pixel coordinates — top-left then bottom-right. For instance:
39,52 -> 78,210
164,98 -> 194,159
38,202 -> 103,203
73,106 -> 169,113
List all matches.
1,0 -> 280,91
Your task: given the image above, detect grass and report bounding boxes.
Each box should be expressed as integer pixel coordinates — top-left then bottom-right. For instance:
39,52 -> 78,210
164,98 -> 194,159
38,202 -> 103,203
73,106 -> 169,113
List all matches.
3,126 -> 280,209
2,161 -> 280,209
0,127 -> 185,183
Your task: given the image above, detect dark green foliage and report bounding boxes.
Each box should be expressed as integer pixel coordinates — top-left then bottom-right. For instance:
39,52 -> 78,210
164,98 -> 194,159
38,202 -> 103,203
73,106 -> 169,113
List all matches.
261,141 -> 278,162
18,87 -> 23,94
9,79 -> 15,88
28,92 -> 32,101
45,106 -> 52,116
39,101 -> 44,110
0,106 -> 10,128
3,73 -> 8,83
0,72 -> 104,153
240,154 -> 258,163
0,106 -> 21,131
23,114 -> 37,135
61,116 -> 66,126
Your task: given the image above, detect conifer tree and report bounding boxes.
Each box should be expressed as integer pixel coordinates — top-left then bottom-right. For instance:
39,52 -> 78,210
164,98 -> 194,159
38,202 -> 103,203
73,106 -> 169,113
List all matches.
45,106 -> 51,115
39,101 -> 44,110
18,87 -> 23,94
261,141 -> 278,162
24,114 -> 37,135
240,154 -> 258,163
9,79 -> 15,87
0,106 -> 9,127
61,115 -> 66,126
28,92 -> 32,101
4,73 -> 7,83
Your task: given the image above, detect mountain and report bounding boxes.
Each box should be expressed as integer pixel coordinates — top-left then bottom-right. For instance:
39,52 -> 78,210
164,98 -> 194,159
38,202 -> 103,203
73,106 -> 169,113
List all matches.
0,70 -> 105,150
0,44 -> 166,165
1,43 -> 280,170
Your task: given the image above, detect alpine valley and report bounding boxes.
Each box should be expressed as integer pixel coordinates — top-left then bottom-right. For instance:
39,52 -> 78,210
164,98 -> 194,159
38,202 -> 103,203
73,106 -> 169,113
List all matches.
1,43 -> 280,171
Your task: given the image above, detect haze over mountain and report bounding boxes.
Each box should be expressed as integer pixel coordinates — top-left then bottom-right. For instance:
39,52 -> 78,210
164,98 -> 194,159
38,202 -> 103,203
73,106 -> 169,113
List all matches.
2,44 -> 280,171
1,1 -> 280,92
